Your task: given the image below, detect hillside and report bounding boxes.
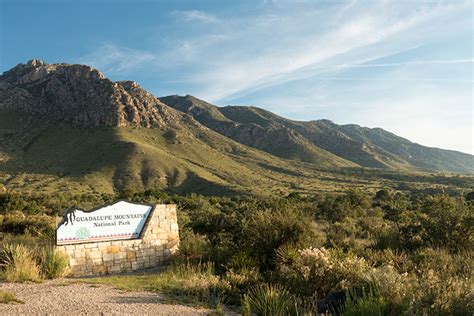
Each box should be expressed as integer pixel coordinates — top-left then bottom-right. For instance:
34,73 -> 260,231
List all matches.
0,60 -> 307,195
0,60 -> 375,196
159,95 -> 355,167
0,60 -> 472,197
160,95 -> 474,174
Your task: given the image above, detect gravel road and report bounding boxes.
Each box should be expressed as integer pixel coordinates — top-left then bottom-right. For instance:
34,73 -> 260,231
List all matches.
0,280 -> 213,315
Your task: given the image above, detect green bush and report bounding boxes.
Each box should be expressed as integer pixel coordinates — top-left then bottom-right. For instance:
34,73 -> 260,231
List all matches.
277,247 -> 369,298
0,243 -> 41,282
341,287 -> 389,316
177,230 -> 212,263
40,245 -> 69,279
398,195 -> 473,252
0,289 -> 22,304
245,283 -> 297,316
243,207 -> 314,270
0,212 -> 55,238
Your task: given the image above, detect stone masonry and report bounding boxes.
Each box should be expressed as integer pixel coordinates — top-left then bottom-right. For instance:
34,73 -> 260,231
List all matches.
56,204 -> 179,277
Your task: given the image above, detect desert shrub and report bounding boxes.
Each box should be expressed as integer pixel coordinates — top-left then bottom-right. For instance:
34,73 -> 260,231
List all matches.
0,212 -> 55,238
318,189 -> 371,222
398,195 -> 473,252
163,129 -> 178,143
365,265 -> 413,313
362,249 -> 410,273
223,268 -> 261,301
177,230 -> 212,263
365,258 -> 473,315
179,269 -> 228,306
243,207 -> 314,270
325,217 -> 374,251
0,233 -> 49,251
39,245 -> 68,279
0,243 -> 41,282
374,226 -> 399,250
245,283 -> 297,316
412,269 -> 472,315
221,252 -> 263,302
341,287 -> 389,316
0,289 -> 22,304
413,248 -> 471,278
151,262 -> 230,307
228,252 -> 258,271
277,247 -> 369,299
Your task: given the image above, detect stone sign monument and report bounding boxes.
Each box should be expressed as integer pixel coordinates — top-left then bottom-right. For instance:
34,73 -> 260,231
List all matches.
56,201 -> 179,277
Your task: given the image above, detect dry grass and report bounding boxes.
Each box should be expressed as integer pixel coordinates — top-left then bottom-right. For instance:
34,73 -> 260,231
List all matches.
0,244 -> 41,283
0,289 -> 23,304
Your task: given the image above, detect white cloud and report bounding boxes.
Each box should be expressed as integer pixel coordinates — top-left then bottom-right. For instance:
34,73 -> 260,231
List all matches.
173,10 -> 218,23
164,0 -> 471,102
78,43 -> 156,75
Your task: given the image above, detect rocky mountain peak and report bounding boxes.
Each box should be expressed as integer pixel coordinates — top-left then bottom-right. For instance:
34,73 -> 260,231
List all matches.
27,59 -> 47,67
0,60 -> 183,128
2,59 -> 106,86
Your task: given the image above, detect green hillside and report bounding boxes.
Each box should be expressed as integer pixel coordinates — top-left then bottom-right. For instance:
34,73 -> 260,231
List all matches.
160,95 -> 357,167
161,95 -> 474,174
1,60 -> 472,197
0,103 -> 372,196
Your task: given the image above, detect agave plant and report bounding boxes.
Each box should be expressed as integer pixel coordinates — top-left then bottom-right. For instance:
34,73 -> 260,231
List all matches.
245,283 -> 297,316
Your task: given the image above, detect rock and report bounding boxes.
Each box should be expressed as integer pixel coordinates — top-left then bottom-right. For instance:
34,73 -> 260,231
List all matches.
27,59 -> 46,67
0,60 -> 188,129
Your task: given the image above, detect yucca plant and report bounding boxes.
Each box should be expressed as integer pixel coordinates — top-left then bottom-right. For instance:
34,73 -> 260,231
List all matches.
40,245 -> 69,279
341,286 -> 389,316
246,283 -> 297,316
0,243 -> 41,282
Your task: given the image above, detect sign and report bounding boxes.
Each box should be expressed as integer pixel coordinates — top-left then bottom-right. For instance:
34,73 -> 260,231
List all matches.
56,201 -> 153,245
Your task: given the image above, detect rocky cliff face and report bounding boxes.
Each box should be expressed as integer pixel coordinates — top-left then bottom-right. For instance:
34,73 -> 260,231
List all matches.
0,60 -> 184,128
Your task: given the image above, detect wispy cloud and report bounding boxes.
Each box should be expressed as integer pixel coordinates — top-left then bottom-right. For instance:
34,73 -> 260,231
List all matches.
77,43 -> 156,75
158,0 -> 471,102
339,58 -> 474,69
173,10 -> 218,23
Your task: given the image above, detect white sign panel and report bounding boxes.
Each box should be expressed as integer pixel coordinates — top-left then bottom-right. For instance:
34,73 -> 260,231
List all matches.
56,201 -> 153,245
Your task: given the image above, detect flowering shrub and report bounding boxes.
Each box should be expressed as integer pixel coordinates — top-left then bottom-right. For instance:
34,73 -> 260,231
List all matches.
277,247 -> 369,298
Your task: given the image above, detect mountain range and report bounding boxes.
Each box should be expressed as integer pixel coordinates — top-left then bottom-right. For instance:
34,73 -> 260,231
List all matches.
0,60 -> 472,196
160,95 -> 473,173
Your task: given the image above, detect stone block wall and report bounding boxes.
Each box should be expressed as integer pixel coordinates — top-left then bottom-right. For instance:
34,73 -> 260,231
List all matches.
56,204 -> 179,277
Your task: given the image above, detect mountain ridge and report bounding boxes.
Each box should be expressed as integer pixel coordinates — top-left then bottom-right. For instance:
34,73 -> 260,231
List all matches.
0,60 -> 359,195
160,95 -> 474,174
0,60 -> 472,197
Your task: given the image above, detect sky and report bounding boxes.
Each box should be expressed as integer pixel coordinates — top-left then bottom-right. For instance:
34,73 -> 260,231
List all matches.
1,0 -> 473,154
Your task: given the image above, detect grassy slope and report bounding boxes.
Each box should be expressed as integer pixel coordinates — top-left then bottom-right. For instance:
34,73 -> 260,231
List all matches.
1,109 -> 472,197
0,110 -> 349,195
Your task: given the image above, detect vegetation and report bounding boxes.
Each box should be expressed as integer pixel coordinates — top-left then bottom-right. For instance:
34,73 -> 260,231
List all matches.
0,187 -> 473,314
244,284 -> 297,316
0,243 -> 41,282
0,289 -> 22,304
40,245 -> 69,279
0,240 -> 68,281
86,262 -> 226,308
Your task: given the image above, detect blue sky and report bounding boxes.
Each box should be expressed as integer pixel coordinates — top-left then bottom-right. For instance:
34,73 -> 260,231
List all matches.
1,0 -> 473,154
